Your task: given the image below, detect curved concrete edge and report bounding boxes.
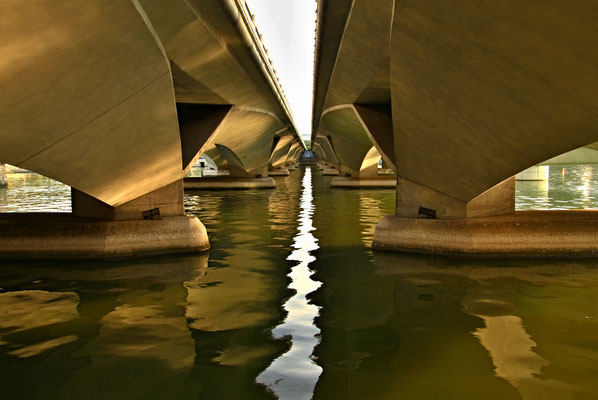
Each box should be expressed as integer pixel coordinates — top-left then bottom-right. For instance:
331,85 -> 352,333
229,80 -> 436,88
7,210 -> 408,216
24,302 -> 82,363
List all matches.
372,211 -> 598,258
330,176 -> 396,188
322,168 -> 339,176
0,214 -> 209,260
184,177 -> 275,189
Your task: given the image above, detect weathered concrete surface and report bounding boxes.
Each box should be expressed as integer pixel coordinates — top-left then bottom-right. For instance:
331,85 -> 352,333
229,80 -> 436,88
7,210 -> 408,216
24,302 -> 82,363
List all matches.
331,176 -> 396,188
373,211 -> 598,258
268,168 -> 290,176
0,214 -> 209,260
322,168 -> 339,176
0,0 -> 303,208
72,180 -> 185,221
184,176 -> 275,190
389,0 -> 598,203
0,163 -> 6,186
396,177 -> 515,219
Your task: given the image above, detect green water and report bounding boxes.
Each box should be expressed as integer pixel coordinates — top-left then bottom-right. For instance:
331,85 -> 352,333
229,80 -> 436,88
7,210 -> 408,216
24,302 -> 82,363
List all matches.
0,167 -> 597,399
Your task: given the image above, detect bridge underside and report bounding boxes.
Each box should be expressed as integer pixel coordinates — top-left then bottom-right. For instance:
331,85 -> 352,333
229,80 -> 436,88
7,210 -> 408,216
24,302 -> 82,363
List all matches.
0,0 -> 303,258
313,0 -> 598,257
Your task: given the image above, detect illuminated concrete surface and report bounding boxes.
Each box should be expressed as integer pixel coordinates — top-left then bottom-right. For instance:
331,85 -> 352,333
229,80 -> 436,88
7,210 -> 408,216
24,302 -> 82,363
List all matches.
0,0 -> 303,257
312,0 -> 598,257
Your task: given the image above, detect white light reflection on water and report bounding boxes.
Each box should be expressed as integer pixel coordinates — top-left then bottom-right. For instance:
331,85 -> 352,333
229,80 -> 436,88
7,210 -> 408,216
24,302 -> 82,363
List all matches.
257,167 -> 322,399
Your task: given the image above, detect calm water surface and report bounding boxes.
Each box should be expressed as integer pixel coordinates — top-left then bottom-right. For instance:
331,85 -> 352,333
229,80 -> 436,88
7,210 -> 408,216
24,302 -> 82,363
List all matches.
0,166 -> 597,399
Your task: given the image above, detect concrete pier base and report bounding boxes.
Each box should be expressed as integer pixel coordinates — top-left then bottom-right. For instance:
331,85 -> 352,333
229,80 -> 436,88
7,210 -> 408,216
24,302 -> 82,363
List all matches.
287,165 -> 297,171
268,168 -> 290,176
322,168 -> 339,176
373,210 -> 598,258
0,213 -> 209,260
184,176 -> 275,189
331,176 -> 396,188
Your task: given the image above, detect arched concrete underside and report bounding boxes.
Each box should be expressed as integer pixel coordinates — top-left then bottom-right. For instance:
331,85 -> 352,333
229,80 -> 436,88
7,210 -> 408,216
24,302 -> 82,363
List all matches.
286,141 -> 305,164
319,105 -> 392,177
389,0 -> 598,205
202,107 -> 284,175
312,0 -> 395,182
313,0 -> 598,257
140,0 -> 304,182
0,1 -> 182,207
0,0 -> 302,258
1,0 -> 303,205
269,133 -> 296,168
312,137 -> 339,167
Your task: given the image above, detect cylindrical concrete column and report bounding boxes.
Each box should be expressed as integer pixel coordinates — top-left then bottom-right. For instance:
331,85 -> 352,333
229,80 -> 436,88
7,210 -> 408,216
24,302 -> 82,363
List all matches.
515,165 -> 549,181
0,163 -> 6,186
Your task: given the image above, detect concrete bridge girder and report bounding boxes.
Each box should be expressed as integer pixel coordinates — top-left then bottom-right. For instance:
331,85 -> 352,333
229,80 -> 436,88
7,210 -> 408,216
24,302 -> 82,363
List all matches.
319,105 -> 391,177
137,0 -> 304,178
0,0 -> 182,207
0,0 -> 305,258
316,0 -> 598,204
390,0 -> 598,207
312,0 -> 393,140
202,106 -> 285,176
269,133 -> 296,168
313,0 -> 598,256
286,142 -> 304,164
139,0 -> 287,113
313,137 -> 338,166
312,0 -> 395,179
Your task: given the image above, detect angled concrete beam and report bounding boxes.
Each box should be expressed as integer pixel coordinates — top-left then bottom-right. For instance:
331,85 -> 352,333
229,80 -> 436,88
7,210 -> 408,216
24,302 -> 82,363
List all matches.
268,131 -> 295,167
319,106 -> 381,176
177,104 -> 232,173
0,0 -> 182,207
390,0 -> 598,203
354,104 -> 395,170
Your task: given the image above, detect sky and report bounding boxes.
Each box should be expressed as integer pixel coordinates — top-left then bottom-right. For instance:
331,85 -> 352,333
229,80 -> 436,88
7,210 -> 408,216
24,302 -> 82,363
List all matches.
245,0 -> 317,140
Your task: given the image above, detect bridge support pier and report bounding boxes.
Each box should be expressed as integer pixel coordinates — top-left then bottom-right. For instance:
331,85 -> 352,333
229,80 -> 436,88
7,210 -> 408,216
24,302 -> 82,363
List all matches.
0,180 -> 209,260
268,167 -> 290,176
330,164 -> 396,188
184,165 -> 275,189
373,177 -> 598,258
322,167 -> 339,176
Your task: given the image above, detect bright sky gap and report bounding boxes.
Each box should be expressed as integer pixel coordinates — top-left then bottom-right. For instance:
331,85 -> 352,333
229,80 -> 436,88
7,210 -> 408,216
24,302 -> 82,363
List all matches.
245,0 -> 317,140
